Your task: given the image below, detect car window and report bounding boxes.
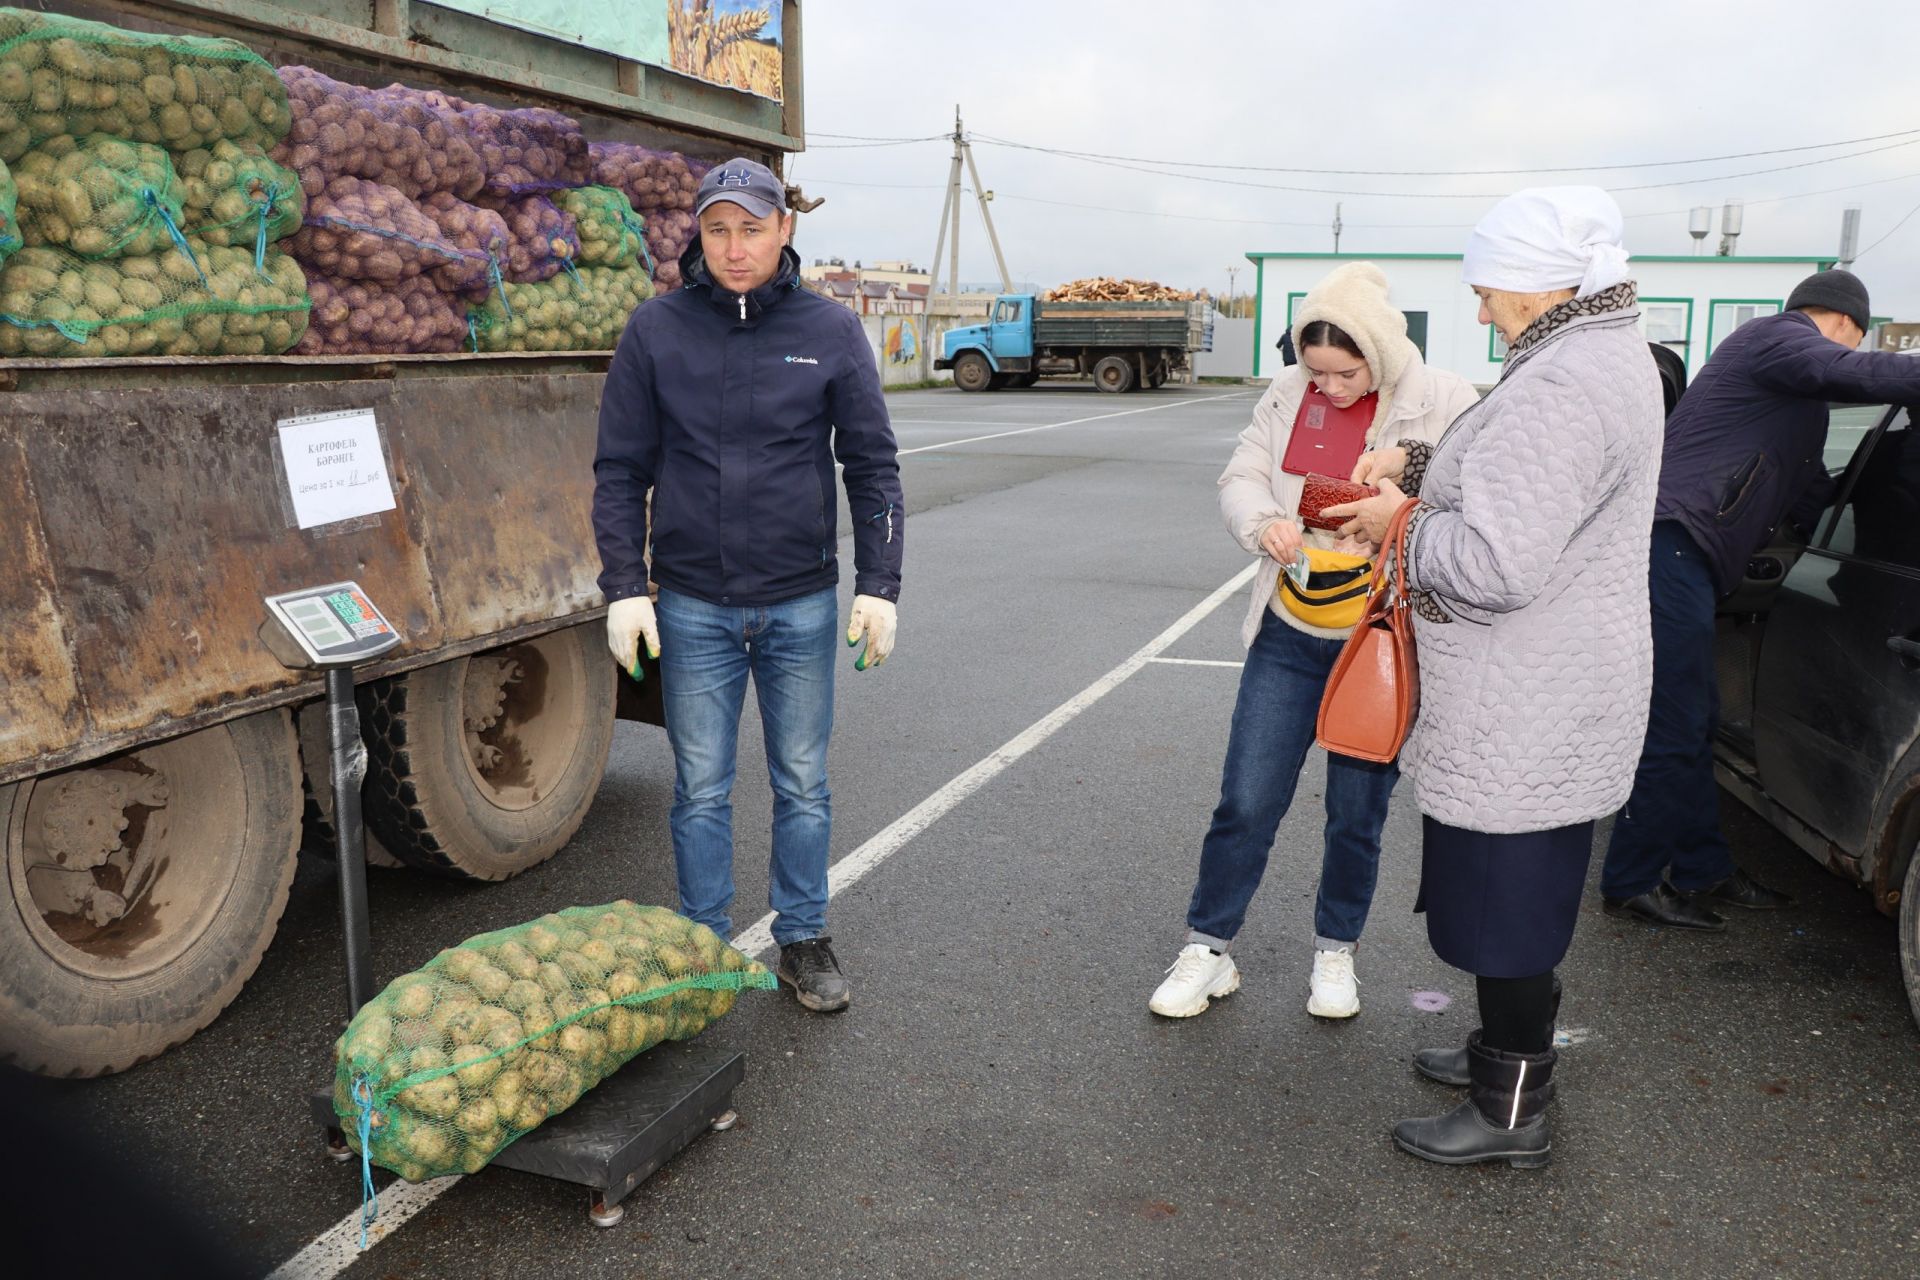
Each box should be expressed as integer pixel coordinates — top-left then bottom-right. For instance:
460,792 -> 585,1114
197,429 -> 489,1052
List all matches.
995,301 -> 1022,324
1824,407 -> 1920,569
1825,403 -> 1887,474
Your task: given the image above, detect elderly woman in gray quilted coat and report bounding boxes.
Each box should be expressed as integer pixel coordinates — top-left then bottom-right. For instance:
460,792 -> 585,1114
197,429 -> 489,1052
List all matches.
1328,187 -> 1664,1169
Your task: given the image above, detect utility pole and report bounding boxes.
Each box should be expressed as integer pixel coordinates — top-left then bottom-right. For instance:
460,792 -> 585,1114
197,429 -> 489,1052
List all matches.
1332,202 -> 1343,254
1225,265 -> 1241,316
927,105 -> 1012,314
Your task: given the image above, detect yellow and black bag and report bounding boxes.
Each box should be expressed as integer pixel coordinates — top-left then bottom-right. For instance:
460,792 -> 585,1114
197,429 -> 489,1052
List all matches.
1278,547 -> 1373,630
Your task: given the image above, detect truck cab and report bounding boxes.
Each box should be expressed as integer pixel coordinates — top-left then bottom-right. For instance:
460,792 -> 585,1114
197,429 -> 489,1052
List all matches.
937,294 -> 1038,392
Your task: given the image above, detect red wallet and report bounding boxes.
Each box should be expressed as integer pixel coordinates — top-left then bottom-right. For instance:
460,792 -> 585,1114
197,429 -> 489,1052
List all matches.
1297,473 -> 1378,532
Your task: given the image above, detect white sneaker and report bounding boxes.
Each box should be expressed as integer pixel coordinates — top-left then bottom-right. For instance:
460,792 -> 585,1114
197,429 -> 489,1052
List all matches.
1149,943 -> 1240,1018
1306,948 -> 1360,1019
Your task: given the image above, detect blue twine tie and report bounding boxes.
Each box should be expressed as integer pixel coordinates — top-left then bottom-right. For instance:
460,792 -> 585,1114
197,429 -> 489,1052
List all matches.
487,254 -> 512,319
251,182 -> 280,276
467,312 -> 479,353
148,190 -> 209,287
352,1075 -> 379,1248
559,255 -> 582,287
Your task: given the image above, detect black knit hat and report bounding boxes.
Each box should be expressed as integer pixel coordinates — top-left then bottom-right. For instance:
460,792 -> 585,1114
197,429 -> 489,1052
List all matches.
1786,268 -> 1870,331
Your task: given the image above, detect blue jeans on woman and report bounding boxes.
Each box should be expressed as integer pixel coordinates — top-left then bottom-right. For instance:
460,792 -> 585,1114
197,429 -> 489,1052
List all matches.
1186,607 -> 1399,952
655,586 -> 837,948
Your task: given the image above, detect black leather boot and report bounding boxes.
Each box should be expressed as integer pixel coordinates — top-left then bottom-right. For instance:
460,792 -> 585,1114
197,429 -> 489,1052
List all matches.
1414,977 -> 1561,1087
1392,1033 -> 1554,1167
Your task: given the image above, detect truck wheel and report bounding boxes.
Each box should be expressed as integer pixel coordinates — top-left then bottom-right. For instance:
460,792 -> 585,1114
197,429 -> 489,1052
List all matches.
359,623 -> 616,881
953,352 -> 994,393
1902,847 -> 1920,1029
1092,355 -> 1135,394
296,702 -> 402,869
0,711 -> 302,1076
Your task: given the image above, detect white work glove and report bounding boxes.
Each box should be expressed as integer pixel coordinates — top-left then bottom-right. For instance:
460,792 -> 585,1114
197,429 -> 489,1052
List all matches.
846,595 -> 897,671
606,596 -> 660,679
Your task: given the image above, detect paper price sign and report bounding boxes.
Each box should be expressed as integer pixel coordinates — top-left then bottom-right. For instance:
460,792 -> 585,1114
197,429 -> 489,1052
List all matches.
277,408 -> 398,530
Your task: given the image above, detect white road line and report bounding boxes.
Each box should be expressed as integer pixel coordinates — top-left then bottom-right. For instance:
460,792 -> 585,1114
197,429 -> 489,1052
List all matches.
266,1178 -> 460,1280
1147,657 -> 1245,669
895,391 -> 1253,456
266,560 -> 1258,1278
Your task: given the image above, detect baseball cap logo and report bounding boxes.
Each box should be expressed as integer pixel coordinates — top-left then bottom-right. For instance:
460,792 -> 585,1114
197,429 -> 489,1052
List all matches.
717,166 -> 754,189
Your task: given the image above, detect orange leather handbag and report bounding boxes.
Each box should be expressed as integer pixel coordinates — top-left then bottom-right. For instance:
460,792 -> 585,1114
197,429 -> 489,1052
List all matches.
1315,498 -> 1422,763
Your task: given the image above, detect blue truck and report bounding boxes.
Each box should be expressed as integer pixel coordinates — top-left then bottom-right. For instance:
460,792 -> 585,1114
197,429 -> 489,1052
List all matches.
936,293 -> 1212,393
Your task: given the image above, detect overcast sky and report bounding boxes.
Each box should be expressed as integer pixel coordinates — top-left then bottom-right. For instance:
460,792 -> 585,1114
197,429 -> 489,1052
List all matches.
788,1 -> 1920,318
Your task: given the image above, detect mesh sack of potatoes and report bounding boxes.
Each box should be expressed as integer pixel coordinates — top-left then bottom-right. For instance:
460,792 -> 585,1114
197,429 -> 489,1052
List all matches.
292,271 -> 470,356
273,66 -> 485,203
177,138 -> 304,253
478,191 -> 578,284
10,133 -> 187,259
468,260 -> 653,353
553,185 -> 650,271
0,7 -> 290,164
415,191 -> 510,299
586,142 -> 710,289
454,98 -> 590,198
0,156 -> 17,266
332,901 -> 774,1182
0,236 -> 308,356
287,174 -> 487,292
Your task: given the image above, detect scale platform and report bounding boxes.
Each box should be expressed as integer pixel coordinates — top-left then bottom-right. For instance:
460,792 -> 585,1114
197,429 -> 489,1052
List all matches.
312,1040 -> 746,1226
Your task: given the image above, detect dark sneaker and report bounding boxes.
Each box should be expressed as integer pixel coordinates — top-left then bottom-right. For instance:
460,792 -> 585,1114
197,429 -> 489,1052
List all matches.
1602,882 -> 1726,931
777,937 -> 851,1013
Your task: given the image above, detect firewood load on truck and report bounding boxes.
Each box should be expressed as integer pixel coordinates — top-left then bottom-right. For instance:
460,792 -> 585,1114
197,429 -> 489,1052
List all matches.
0,0 -> 805,1076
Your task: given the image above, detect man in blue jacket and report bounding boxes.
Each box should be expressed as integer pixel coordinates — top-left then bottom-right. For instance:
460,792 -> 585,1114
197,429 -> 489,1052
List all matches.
1603,269 -> 1920,930
592,158 -> 903,1011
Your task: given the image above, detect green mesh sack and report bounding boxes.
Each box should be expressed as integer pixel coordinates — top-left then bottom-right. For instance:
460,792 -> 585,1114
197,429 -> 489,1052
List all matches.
332,901 -> 774,1184
0,156 -> 18,267
178,139 -> 303,252
554,185 -> 652,272
468,261 -> 653,352
0,8 -> 290,164
10,133 -> 185,259
0,237 -> 309,356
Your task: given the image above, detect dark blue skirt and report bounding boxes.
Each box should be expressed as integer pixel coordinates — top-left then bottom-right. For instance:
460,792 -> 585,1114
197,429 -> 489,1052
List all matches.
1416,816 -> 1595,978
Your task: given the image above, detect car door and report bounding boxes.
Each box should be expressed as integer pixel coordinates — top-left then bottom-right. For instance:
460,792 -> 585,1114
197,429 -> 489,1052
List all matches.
987,298 -> 1032,361
1750,402 -> 1920,856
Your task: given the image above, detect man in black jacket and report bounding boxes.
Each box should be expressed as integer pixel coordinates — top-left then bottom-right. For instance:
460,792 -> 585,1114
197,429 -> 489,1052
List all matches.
1603,269 -> 1920,930
592,158 -> 904,1010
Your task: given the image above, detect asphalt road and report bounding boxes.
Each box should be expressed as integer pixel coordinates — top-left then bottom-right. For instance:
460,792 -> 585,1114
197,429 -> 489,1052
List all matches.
35,383 -> 1920,1279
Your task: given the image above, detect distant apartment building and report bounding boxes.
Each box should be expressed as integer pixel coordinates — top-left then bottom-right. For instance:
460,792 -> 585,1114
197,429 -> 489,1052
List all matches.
802,257 -> 931,315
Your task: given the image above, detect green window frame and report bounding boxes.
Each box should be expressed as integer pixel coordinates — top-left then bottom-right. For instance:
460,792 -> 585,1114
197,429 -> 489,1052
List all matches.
1488,325 -> 1507,364
1706,298 -> 1782,358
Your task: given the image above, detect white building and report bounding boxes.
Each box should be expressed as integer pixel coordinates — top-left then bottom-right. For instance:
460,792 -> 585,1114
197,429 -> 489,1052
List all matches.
1247,252 -> 1862,385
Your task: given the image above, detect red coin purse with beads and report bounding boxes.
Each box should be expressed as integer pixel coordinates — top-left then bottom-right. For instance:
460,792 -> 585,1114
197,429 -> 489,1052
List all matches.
1297,473 -> 1379,533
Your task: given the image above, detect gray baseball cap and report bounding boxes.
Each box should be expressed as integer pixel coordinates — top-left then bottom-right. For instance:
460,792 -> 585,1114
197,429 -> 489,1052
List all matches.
694,157 -> 786,220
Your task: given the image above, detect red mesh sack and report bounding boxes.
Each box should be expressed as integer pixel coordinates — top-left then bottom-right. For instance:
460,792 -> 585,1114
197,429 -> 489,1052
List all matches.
294,272 -> 469,355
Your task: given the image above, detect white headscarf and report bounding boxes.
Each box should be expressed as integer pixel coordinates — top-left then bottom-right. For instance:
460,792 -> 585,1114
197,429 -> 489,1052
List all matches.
1462,186 -> 1631,298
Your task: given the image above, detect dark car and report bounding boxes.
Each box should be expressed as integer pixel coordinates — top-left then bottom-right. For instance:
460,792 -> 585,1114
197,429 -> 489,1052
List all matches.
1711,389 -> 1920,1025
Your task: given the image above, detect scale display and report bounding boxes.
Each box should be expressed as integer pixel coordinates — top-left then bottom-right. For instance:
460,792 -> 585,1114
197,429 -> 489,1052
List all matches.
264,581 -> 402,666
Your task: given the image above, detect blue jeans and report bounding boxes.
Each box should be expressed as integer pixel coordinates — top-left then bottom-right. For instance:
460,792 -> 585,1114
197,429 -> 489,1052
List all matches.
656,586 -> 837,947
1186,608 -> 1399,951
1602,521 -> 1732,898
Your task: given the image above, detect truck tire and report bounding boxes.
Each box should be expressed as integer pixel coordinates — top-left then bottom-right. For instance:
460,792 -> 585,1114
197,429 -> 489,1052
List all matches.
296,702 -> 403,869
1092,355 -> 1134,394
953,352 -> 994,393
359,623 -> 616,881
0,711 -> 303,1076
1902,847 -> 1920,1029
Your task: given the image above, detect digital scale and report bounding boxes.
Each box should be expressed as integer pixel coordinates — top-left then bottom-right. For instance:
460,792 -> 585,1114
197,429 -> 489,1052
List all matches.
263,582 -> 744,1230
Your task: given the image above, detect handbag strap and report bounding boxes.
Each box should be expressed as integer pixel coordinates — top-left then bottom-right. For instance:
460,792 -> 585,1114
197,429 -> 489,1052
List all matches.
1356,499 -> 1422,624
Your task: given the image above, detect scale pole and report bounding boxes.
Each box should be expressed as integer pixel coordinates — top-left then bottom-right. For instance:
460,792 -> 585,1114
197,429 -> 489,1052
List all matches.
327,666 -> 376,1017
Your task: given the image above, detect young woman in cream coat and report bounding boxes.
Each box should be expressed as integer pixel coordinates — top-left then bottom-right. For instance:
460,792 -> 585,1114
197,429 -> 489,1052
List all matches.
1149,263 -> 1477,1021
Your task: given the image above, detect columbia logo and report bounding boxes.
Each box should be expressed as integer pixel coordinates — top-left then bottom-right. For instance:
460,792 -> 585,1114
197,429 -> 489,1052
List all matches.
784,355 -> 819,365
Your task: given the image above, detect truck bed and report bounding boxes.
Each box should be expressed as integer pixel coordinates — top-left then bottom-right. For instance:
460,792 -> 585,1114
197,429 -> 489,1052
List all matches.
1031,300 -> 1209,352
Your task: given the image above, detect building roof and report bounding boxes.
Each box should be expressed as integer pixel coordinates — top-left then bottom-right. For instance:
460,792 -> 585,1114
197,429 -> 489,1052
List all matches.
859,282 -> 894,299
900,283 -> 929,297
823,279 -> 857,298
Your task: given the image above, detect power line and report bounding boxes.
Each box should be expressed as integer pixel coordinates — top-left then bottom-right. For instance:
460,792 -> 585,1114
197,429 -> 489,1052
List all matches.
1854,194 -> 1920,259
966,126 -> 1920,178
968,134 -> 1920,199
806,135 -> 948,149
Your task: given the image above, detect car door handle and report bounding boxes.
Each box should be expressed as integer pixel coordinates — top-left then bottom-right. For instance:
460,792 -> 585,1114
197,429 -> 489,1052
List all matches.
1887,635 -> 1920,660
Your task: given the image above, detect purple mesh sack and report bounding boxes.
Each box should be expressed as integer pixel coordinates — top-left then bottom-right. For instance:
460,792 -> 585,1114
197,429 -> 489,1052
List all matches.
456,100 -> 590,197
480,193 -> 578,284
287,176 -> 483,290
416,192 -> 508,297
588,143 -> 712,289
274,66 -> 485,202
295,272 -> 469,355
